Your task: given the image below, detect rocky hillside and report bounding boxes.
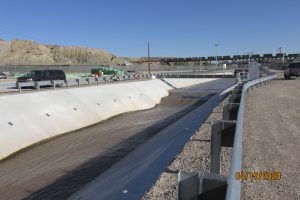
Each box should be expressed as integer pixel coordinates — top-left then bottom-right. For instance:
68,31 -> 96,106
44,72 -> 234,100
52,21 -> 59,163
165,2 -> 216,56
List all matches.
0,39 -> 126,65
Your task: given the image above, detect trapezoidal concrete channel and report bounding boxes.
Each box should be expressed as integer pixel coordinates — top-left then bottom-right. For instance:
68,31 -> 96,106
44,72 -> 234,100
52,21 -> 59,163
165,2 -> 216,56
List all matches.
0,78 -> 234,200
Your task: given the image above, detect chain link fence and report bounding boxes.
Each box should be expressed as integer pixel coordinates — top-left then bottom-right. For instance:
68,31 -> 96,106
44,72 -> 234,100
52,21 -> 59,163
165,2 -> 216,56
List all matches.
0,64 -> 234,78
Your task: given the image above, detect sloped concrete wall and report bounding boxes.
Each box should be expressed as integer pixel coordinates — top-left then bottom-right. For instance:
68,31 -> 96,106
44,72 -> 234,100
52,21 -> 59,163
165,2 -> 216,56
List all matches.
162,78 -> 218,88
0,80 -> 172,160
0,78 -> 216,160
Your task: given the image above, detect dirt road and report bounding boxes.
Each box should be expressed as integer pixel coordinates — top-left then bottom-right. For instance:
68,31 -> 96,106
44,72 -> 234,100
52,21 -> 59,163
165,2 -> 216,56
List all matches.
0,78 -> 234,200
241,74 -> 300,199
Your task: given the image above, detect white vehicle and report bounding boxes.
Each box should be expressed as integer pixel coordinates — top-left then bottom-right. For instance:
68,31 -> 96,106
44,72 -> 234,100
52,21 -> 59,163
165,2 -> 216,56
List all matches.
0,71 -> 8,79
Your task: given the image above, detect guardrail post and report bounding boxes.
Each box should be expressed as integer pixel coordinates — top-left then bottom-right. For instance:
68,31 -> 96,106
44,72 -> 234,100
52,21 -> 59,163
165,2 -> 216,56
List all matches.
223,103 -> 240,121
86,78 -> 90,85
76,79 -> 80,86
17,82 -> 22,94
232,88 -> 242,95
65,80 -> 69,88
34,81 -> 40,91
229,94 -> 241,104
178,171 -> 227,200
210,120 -> 222,174
210,120 -> 236,174
51,80 -> 56,89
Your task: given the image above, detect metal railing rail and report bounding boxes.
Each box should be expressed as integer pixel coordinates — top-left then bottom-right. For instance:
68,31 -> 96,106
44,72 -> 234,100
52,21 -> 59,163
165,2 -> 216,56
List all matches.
157,74 -> 234,79
1,71 -> 235,94
15,74 -> 152,93
0,65 -> 232,75
225,74 -> 276,200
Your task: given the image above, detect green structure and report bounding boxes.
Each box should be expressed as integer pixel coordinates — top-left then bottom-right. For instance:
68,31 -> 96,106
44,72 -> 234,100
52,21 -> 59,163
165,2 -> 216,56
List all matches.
91,66 -> 124,76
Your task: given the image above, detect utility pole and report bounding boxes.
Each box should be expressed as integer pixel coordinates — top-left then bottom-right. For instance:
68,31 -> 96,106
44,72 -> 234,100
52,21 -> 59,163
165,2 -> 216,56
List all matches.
214,44 -> 218,68
278,47 -> 285,67
199,57 -> 202,71
148,42 -> 150,74
245,50 -> 254,65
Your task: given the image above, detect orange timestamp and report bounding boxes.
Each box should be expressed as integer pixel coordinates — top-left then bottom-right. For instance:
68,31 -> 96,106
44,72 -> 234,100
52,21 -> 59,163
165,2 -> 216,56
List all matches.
235,171 -> 281,181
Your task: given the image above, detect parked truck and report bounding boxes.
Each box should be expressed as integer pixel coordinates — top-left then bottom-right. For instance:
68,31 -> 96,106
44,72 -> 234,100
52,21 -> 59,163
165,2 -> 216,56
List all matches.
284,62 -> 300,79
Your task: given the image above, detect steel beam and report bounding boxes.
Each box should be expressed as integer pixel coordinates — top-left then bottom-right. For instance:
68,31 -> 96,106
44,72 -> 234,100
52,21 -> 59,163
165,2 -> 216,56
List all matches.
223,103 -> 240,121
210,120 -> 236,174
178,171 -> 227,200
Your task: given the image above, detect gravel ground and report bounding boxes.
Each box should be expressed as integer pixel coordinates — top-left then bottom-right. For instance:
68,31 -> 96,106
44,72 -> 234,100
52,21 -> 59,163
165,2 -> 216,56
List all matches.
241,75 -> 300,199
143,97 -> 232,200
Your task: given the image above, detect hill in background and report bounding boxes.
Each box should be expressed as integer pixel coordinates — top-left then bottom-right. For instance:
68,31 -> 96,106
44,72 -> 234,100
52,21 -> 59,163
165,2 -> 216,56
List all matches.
0,39 -> 126,66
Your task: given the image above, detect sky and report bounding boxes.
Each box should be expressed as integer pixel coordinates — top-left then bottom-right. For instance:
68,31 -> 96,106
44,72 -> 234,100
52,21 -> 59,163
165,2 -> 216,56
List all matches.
0,0 -> 299,57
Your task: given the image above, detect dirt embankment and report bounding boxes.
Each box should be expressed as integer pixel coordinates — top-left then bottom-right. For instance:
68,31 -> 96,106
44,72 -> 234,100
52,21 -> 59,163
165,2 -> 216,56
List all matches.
241,74 -> 300,200
0,39 -> 126,65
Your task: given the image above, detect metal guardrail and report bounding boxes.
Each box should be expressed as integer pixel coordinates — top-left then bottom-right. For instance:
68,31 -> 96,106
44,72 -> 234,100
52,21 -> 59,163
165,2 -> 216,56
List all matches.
158,74 -> 235,79
15,74 -> 152,93
0,65 -> 232,75
1,70 -> 234,94
225,74 -> 276,200
177,74 -> 276,200
154,70 -> 234,78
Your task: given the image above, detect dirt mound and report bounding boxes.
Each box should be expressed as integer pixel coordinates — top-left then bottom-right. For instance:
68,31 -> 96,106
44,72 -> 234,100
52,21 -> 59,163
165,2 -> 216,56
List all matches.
0,39 -> 126,65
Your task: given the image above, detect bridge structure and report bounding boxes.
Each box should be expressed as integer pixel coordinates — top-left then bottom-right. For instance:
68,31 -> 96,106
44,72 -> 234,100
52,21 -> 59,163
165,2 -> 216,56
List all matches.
131,53 -> 299,65
160,53 -> 299,64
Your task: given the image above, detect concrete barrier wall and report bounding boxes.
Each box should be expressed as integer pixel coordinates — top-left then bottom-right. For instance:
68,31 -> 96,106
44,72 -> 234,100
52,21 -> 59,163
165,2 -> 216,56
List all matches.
163,78 -> 218,88
0,80 -> 173,160
0,78 -> 216,160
